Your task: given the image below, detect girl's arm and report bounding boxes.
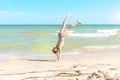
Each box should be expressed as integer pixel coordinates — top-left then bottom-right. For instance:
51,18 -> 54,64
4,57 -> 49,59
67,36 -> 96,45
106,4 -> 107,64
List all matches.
56,49 -> 61,62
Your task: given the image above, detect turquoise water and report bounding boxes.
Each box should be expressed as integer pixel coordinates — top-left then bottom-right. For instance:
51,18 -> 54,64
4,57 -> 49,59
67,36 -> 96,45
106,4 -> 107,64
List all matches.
0,25 -> 120,60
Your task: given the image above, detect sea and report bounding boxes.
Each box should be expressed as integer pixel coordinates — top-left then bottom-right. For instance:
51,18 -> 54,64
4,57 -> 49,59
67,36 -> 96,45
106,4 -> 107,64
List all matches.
0,25 -> 120,61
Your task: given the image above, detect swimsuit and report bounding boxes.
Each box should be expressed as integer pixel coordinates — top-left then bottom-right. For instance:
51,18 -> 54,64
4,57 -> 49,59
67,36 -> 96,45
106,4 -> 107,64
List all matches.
57,32 -> 64,47
58,33 -> 63,39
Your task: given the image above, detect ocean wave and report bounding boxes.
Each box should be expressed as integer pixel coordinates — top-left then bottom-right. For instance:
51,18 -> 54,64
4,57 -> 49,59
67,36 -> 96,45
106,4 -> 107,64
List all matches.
52,29 -> 119,38
68,32 -> 117,38
51,30 -> 75,35
0,54 -> 21,61
97,29 -> 118,33
84,45 -> 120,50
55,30 -> 75,33
68,29 -> 118,38
0,54 -> 8,61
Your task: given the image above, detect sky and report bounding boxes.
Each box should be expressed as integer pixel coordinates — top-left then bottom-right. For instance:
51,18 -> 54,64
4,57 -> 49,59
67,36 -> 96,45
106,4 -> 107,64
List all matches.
0,0 -> 120,24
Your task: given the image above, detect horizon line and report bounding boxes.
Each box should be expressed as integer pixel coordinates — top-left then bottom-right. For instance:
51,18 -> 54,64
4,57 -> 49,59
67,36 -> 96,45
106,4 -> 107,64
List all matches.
0,23 -> 120,25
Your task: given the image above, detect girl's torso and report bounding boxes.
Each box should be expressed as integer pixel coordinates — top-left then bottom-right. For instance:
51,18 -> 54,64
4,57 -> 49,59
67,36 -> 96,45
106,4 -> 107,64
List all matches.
56,33 -> 64,48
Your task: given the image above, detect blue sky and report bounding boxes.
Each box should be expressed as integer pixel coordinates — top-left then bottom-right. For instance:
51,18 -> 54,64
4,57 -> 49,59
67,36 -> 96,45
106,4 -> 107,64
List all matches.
0,0 -> 120,24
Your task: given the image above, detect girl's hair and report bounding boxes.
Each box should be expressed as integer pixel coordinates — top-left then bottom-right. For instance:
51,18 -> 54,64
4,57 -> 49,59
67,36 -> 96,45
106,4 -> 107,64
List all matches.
52,47 -> 59,54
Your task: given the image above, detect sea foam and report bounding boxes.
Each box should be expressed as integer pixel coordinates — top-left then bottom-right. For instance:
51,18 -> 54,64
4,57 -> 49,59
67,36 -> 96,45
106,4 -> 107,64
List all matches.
68,29 -> 118,38
84,45 -> 120,50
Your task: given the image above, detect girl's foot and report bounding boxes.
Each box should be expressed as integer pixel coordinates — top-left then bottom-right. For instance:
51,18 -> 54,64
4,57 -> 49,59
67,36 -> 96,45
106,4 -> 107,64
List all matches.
77,20 -> 82,24
66,15 -> 71,18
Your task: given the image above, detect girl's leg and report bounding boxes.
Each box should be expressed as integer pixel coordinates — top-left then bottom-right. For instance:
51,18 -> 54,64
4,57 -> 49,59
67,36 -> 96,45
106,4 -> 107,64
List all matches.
68,20 -> 81,30
62,20 -> 81,35
60,15 -> 70,33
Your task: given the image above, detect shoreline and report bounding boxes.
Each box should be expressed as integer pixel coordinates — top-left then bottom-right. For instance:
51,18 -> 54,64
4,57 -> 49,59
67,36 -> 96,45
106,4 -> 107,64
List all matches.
1,48 -> 120,61
0,55 -> 120,80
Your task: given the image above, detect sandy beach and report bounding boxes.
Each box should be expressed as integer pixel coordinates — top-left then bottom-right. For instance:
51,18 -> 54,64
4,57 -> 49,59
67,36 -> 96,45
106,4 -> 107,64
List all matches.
0,56 -> 120,80
1,0 -> 120,80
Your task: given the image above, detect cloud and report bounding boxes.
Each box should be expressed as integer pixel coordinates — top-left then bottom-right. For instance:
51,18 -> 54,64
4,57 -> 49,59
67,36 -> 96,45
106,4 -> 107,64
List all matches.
115,11 -> 120,21
0,10 -> 24,16
0,11 -> 9,16
14,11 -> 24,15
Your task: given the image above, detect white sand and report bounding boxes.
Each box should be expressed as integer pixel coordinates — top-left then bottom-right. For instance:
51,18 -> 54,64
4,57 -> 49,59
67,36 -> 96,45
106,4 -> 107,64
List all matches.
0,56 -> 120,80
